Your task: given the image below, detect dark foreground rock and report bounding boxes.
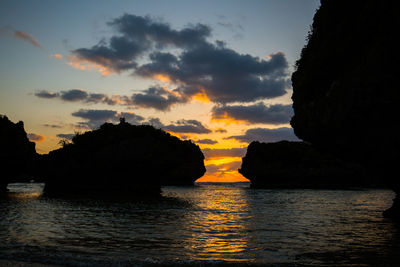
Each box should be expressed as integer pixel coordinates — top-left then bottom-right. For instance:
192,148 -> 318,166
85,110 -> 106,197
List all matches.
291,1 -> 400,217
0,115 -> 37,194
239,141 -> 372,189
39,119 -> 205,196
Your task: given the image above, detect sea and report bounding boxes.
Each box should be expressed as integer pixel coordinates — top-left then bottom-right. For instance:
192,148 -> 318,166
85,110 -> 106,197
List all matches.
1,182 -> 400,266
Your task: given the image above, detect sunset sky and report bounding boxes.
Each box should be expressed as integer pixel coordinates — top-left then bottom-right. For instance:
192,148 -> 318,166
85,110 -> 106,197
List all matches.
0,0 -> 319,182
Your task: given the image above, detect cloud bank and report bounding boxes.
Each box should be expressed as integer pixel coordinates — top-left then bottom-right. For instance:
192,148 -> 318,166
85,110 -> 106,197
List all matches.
212,103 -> 294,124
67,14 -> 289,109
226,127 -> 299,143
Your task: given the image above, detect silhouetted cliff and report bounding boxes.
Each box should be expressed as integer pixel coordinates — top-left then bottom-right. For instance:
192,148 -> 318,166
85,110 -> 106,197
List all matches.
40,119 -> 205,196
291,1 -> 400,217
0,115 -> 36,193
239,141 -> 370,189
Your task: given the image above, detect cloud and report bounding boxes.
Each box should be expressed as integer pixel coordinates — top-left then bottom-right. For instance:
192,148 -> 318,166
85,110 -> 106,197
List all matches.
142,117 -> 211,134
14,31 -> 42,48
70,14 -> 289,106
72,14 -> 211,73
50,54 -> 63,59
27,133 -> 46,143
211,103 -> 293,124
71,109 -> 144,129
60,89 -> 89,102
202,147 -> 246,158
1,27 -> 42,48
34,90 -> 59,99
163,119 -> 211,134
206,160 -> 242,176
131,86 -> 188,111
56,133 -> 75,140
136,49 -> 289,104
195,139 -> 218,145
226,127 -> 300,143
43,124 -> 62,128
33,88 -> 185,111
214,128 -> 227,133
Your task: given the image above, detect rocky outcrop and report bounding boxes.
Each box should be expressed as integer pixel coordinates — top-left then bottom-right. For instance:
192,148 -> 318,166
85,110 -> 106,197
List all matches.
291,1 -> 400,217
40,119 -> 205,196
0,115 -> 36,193
239,141 -> 370,189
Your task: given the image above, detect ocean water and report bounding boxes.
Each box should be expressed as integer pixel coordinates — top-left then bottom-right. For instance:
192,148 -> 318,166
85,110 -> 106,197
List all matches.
1,182 -> 400,266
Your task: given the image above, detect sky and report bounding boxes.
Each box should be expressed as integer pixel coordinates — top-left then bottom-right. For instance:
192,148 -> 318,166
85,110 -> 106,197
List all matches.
0,0 -> 320,182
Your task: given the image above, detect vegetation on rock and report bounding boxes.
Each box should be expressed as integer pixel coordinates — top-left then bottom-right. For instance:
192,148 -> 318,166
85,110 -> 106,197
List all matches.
0,115 -> 36,193
40,119 -> 205,196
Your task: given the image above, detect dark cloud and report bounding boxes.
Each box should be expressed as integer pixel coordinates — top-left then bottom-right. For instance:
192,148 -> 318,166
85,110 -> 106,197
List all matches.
43,124 -> 62,128
211,103 -> 293,124
120,112 -> 145,123
72,14 -> 211,73
71,14 -> 289,106
60,89 -> 88,102
145,117 -> 164,128
214,128 -> 227,133
33,88 -> 185,111
71,109 -> 144,129
163,119 -> 211,134
202,147 -> 246,158
35,90 -> 59,99
72,109 -> 117,121
27,133 -> 46,143
131,86 -> 188,111
143,118 -> 211,134
56,133 -> 75,140
226,127 -> 299,143
85,93 -> 120,105
136,47 -> 289,104
195,139 -> 218,145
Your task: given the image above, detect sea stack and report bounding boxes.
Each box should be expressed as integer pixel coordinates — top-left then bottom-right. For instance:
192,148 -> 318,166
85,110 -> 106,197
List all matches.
40,119 -> 206,196
291,1 -> 400,217
239,141 -> 369,189
0,115 -> 37,193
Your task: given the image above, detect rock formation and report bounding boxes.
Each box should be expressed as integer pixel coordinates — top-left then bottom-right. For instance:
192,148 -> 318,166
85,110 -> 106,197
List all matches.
0,115 -> 37,193
291,1 -> 400,217
239,141 -> 370,189
40,119 -> 205,196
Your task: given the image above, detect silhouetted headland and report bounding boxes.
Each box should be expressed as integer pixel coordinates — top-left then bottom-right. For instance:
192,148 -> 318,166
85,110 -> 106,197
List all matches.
0,115 -> 37,194
239,141 -> 374,189
39,118 -> 205,196
290,1 -> 400,218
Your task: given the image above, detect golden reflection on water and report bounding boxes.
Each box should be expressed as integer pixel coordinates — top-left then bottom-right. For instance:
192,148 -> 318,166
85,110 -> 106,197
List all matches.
183,185 -> 251,261
6,183 -> 44,200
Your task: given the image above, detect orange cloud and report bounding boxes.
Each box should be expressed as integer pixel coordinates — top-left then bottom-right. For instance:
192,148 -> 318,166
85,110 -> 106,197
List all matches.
67,55 -> 113,76
193,88 -> 210,103
211,111 -> 243,125
50,53 -> 63,59
153,74 -> 171,83
27,133 -> 46,143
